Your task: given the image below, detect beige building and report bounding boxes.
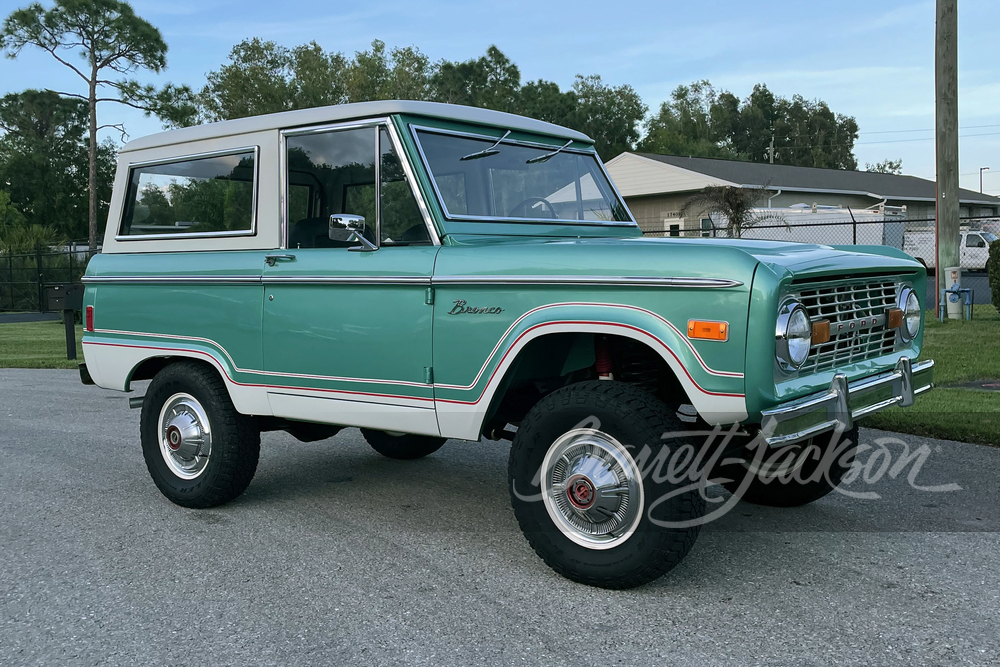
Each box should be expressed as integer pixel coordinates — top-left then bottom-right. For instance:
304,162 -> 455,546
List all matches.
606,152 -> 1000,235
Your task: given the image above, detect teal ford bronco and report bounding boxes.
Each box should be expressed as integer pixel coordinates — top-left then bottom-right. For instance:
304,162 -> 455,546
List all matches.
81,101 -> 933,589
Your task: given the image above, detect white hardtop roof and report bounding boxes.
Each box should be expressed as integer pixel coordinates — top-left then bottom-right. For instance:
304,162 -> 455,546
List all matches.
123,100 -> 593,153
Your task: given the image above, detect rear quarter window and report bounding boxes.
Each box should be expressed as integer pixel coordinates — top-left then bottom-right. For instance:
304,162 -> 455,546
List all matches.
118,148 -> 258,238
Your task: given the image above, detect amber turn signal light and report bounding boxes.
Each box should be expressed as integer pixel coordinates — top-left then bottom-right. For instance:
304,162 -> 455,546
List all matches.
812,319 -> 831,345
887,308 -> 904,329
687,320 -> 728,341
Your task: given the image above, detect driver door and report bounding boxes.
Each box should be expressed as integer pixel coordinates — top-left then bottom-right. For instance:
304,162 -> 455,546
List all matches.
261,122 -> 440,435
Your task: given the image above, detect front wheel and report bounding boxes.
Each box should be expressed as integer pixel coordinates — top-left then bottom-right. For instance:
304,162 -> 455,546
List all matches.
140,361 -> 260,508
509,381 -> 704,589
719,425 -> 859,507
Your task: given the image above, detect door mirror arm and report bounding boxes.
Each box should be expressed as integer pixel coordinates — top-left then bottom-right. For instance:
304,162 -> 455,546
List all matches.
348,233 -> 378,252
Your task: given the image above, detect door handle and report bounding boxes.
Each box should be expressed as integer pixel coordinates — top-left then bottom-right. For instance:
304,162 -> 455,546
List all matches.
265,254 -> 296,267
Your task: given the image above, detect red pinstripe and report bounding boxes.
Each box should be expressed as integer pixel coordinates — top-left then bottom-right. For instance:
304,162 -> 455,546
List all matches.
83,319 -> 745,407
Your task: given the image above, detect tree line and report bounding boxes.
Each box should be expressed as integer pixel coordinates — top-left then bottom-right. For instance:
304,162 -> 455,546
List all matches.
0,0 -> 896,253
166,39 -> 649,165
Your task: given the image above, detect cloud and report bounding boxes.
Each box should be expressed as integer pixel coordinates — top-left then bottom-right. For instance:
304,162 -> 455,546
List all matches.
715,65 -> 925,90
179,2 -> 415,42
129,0 -> 233,16
851,1 -> 934,33
959,82 -> 1000,120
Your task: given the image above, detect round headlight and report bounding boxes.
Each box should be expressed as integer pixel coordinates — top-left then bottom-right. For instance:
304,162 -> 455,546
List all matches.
776,301 -> 812,371
899,287 -> 921,342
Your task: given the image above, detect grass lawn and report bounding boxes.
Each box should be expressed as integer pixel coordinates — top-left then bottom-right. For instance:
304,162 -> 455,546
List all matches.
0,320 -> 84,369
865,305 -> 1000,446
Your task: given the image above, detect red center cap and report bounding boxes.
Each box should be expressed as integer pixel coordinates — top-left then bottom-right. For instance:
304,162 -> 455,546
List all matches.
166,426 -> 182,451
566,475 -> 596,510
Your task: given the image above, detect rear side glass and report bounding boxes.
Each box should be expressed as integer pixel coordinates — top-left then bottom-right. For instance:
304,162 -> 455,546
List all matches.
119,149 -> 257,237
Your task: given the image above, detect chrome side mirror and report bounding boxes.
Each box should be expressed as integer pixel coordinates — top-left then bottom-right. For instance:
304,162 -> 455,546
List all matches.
329,214 -> 376,251
329,213 -> 365,238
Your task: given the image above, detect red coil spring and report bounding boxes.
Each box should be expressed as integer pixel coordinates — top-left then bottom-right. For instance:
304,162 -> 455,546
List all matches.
595,337 -> 613,379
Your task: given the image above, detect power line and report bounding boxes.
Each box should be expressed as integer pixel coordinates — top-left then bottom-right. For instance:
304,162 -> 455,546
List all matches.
857,131 -> 1000,145
859,123 -> 1000,135
758,131 -> 1000,152
757,124 -> 1000,149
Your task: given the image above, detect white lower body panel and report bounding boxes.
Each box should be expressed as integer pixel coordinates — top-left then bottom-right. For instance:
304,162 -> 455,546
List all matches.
82,340 -> 272,416
266,392 -> 440,436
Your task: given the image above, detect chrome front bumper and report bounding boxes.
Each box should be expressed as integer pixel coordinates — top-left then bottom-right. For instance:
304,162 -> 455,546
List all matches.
760,357 -> 934,447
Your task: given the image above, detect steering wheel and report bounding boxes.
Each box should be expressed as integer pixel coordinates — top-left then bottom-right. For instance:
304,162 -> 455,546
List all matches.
509,196 -> 557,219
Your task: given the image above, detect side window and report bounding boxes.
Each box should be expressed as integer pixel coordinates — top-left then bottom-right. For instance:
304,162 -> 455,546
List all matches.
379,127 -> 429,245
285,125 -> 430,249
966,234 -> 983,248
119,149 -> 256,237
286,127 -> 376,249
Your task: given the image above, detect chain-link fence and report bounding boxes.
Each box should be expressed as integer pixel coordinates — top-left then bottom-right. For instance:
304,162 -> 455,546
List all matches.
0,245 -> 92,312
641,215 -> 998,275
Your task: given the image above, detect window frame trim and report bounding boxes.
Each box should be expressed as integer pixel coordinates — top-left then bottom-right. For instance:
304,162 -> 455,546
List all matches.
278,117 -> 441,249
115,145 -> 261,241
408,124 -> 637,227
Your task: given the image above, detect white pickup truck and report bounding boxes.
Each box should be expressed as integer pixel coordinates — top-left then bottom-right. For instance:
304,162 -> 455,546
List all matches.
903,230 -> 997,272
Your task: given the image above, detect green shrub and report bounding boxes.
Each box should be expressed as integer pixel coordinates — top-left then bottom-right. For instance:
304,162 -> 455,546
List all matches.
990,239 -> 1000,314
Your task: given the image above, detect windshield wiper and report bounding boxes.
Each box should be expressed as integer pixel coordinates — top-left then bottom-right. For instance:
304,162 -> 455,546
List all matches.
460,130 -> 510,161
526,139 -> 573,164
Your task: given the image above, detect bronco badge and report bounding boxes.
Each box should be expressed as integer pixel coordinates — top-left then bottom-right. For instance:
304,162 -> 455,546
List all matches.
448,299 -> 504,315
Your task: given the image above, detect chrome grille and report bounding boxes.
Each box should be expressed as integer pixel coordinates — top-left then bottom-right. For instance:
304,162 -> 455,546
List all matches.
794,279 -> 897,374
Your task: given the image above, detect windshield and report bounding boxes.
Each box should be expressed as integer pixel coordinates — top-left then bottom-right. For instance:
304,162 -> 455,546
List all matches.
413,128 -> 632,224
982,232 -> 998,243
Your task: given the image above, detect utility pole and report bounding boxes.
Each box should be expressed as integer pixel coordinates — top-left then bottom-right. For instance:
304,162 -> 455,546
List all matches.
981,167 -> 990,193
935,0 -> 960,312
768,134 -> 775,164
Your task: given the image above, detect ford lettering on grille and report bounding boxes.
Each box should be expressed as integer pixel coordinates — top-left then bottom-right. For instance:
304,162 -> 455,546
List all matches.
832,313 -> 886,333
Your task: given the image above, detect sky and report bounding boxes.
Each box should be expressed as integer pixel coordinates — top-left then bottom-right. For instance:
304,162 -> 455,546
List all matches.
1,0 -> 998,195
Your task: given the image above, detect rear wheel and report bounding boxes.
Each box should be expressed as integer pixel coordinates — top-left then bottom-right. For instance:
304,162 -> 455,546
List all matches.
719,425 -> 858,507
140,361 -> 260,508
509,381 -> 704,589
360,429 -> 446,460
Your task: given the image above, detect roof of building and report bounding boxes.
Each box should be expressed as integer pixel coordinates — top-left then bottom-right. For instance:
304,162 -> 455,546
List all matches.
628,152 -> 1000,206
123,101 -> 592,153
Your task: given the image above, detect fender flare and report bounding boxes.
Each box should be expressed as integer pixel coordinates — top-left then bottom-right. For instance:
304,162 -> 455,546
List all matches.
433,302 -> 747,440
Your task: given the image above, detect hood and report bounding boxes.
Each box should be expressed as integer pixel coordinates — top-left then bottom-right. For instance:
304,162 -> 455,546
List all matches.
443,234 -> 923,284
633,237 -> 923,280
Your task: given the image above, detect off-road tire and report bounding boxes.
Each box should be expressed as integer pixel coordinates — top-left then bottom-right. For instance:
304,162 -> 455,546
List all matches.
360,429 -> 446,460
140,361 -> 260,508
719,425 -> 859,507
509,381 -> 704,589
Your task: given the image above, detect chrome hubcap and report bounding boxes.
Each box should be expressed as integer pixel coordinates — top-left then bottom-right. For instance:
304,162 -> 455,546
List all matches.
158,393 -> 212,480
540,429 -> 644,550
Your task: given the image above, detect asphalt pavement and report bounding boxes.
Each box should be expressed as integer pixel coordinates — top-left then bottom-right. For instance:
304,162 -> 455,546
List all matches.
1,369 -> 998,666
